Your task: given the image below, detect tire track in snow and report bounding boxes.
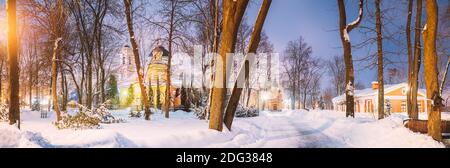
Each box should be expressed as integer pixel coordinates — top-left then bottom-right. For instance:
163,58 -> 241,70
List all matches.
233,113 -> 349,148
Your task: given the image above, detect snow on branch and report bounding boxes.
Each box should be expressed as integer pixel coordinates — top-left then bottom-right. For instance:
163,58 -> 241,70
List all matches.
346,0 -> 364,33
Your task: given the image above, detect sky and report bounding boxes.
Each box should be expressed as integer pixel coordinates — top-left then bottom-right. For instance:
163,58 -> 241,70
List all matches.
0,0 -> 448,91
245,0 -> 349,89
244,0 -> 449,90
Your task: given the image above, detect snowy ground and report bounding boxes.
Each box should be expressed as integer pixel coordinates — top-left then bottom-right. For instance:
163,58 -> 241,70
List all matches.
0,109 -> 447,148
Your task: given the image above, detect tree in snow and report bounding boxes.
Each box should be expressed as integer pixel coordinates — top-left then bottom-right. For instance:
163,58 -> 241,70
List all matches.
0,42 -> 5,102
106,75 -> 119,107
6,0 -> 20,128
375,0 -> 384,120
337,0 -> 364,118
224,0 -> 272,130
422,0 -> 442,141
209,0 -> 249,132
123,0 -> 152,120
407,0 -> 423,120
51,38 -> 63,122
141,0 -> 195,118
327,55 -> 346,96
282,36 -> 314,110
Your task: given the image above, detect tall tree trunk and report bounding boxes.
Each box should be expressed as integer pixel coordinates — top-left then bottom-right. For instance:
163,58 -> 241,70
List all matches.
223,0 -> 271,130
411,0 -> 423,119
406,0 -> 413,118
28,63 -> 32,109
51,38 -> 62,122
61,69 -> 68,111
209,0 -> 249,132
124,0 -> 152,120
100,67 -> 105,103
423,0 -> 441,141
291,85 -> 296,110
376,0 -> 385,120
87,55 -> 93,108
204,0 -> 220,120
6,0 -> 20,128
60,67 -> 65,111
338,0 -> 363,118
0,60 -> 3,103
164,2 -> 175,118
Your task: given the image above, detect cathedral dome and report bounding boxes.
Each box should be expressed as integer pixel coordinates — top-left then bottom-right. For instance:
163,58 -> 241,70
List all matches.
152,46 -> 169,57
150,46 -> 169,64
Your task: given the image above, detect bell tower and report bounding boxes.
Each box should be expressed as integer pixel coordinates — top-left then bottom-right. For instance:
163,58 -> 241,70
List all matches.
119,45 -> 136,82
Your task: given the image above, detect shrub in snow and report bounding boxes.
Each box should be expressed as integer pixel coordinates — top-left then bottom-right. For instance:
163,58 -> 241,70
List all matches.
54,105 -> 101,129
31,100 -> 41,111
129,110 -> 142,118
54,102 -> 124,129
94,102 -> 125,124
192,106 -> 207,120
0,103 -> 8,122
235,105 -> 259,118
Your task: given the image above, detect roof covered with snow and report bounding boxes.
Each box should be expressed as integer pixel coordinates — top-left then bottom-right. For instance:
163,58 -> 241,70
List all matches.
332,83 -> 426,103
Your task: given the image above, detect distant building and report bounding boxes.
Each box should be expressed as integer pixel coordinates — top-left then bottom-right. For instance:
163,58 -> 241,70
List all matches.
146,46 -> 181,108
118,45 -> 136,82
332,82 -> 428,113
115,45 -> 285,111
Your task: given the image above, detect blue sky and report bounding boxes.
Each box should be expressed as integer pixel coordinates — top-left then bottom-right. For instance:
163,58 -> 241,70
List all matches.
245,0 -> 372,89
1,0 -> 448,90
245,0 -> 449,90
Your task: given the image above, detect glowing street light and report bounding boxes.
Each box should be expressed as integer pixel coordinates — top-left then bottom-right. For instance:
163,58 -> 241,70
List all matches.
262,91 -> 270,101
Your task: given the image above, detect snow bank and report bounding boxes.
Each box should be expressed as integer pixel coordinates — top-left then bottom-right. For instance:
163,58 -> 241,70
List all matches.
0,110 -> 445,148
300,111 -> 443,148
0,123 -> 51,148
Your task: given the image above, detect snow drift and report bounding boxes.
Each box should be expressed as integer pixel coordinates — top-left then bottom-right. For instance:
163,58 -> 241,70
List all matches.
0,110 -> 445,148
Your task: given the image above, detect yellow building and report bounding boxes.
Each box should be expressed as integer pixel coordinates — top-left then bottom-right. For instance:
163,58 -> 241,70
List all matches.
146,46 -> 181,108
332,82 -> 428,113
117,46 -> 180,109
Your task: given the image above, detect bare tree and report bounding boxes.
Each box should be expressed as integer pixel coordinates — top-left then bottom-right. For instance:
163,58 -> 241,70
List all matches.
6,0 -> 20,128
406,0 -> 413,117
327,55 -> 345,96
224,0 -> 272,130
124,0 -> 152,120
423,0 -> 442,141
322,88 -> 335,110
209,0 -> 249,132
68,0 -> 109,108
299,58 -> 321,109
282,37 -> 312,110
375,0 -> 384,119
410,0 -> 423,119
51,38 -> 63,121
337,0 -> 364,118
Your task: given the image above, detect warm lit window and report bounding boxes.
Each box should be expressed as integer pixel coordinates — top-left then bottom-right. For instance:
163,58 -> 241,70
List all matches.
418,102 -> 422,112
401,101 -> 406,112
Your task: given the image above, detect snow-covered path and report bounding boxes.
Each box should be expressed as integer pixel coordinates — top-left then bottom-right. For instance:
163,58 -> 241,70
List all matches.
0,110 -> 446,148
227,113 -> 347,148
